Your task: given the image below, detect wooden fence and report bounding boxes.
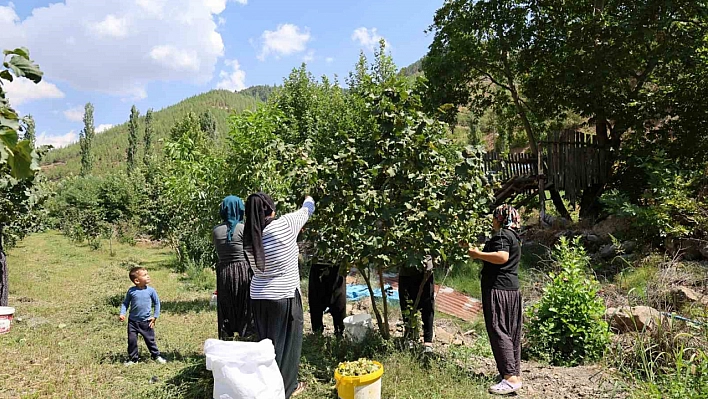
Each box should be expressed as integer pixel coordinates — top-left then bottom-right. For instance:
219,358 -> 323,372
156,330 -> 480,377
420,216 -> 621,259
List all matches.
481,130 -> 609,210
482,152 -> 538,182
540,130 -> 609,204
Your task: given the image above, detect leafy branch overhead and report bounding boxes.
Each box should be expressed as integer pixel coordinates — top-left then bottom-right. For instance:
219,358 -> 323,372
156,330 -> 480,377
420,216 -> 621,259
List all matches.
1,47 -> 43,180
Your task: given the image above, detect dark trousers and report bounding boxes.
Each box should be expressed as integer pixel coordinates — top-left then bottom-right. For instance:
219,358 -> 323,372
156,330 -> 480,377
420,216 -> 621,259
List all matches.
127,319 -> 160,361
217,260 -> 253,339
308,263 -> 346,335
252,290 -> 303,399
399,272 -> 435,343
482,288 -> 522,377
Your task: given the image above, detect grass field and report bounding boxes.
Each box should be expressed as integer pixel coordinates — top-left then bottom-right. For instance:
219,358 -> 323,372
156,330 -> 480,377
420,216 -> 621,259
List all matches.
1,231 -> 494,399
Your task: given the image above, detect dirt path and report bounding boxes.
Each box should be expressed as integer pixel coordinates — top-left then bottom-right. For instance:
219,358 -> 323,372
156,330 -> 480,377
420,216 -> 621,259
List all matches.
310,295 -> 629,399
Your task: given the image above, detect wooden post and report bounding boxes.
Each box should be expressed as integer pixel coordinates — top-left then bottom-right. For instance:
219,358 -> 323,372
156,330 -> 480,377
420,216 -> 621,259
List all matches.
538,144 -> 546,225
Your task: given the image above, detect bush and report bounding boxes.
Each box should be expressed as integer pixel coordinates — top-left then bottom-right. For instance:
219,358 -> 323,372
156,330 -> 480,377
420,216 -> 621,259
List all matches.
604,152 -> 708,244
526,236 -> 610,366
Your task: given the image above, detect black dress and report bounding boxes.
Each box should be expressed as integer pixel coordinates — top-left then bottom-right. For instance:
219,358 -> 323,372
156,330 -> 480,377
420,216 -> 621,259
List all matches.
213,223 -> 253,339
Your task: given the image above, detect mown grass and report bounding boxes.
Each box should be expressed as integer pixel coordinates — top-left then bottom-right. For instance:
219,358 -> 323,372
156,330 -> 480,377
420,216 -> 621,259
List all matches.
2,231 -> 494,399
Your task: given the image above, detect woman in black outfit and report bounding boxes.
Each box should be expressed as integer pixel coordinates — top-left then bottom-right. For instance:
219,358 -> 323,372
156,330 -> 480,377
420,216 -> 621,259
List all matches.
212,195 -> 252,339
468,204 -> 523,395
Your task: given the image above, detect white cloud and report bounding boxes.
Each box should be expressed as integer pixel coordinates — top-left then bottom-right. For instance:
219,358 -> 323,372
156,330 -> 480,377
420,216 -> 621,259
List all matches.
352,27 -> 387,52
96,124 -> 114,133
303,50 -> 315,63
90,14 -> 129,38
325,57 -> 334,64
216,59 -> 246,91
36,130 -> 78,148
63,105 -> 84,122
150,45 -> 201,72
258,24 -> 311,61
0,1 -> 231,99
4,77 -> 65,106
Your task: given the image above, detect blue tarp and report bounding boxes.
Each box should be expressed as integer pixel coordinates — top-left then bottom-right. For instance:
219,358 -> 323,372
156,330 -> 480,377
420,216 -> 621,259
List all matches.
346,284 -> 399,302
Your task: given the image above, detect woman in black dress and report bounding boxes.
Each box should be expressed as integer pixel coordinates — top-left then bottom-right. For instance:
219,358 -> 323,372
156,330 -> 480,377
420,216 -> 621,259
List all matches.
212,195 -> 252,339
468,204 -> 523,395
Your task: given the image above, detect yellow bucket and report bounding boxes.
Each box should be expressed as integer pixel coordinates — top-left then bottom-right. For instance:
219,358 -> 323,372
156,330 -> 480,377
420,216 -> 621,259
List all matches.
334,361 -> 384,399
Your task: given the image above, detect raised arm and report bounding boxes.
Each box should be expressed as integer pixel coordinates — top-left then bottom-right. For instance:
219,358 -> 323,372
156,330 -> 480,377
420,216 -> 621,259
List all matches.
468,234 -> 510,265
282,196 -> 316,236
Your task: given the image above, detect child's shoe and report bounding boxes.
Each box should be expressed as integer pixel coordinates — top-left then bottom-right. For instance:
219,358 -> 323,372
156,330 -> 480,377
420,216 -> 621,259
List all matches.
124,359 -> 137,366
154,356 -> 167,364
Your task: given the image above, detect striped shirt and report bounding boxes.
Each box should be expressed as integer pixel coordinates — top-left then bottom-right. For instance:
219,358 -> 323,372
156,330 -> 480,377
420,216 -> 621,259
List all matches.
249,198 -> 315,300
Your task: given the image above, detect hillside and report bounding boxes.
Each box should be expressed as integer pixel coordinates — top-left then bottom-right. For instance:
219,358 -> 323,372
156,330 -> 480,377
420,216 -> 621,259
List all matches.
399,58 -> 424,78
41,88 -> 277,180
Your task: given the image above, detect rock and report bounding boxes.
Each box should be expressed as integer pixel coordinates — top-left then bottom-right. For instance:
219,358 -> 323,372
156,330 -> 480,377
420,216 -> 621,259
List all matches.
584,233 -> 601,244
600,244 -> 618,259
701,244 -> 708,260
544,214 -> 570,228
553,230 -> 574,241
434,326 -> 454,344
606,306 -> 664,333
670,286 -> 708,306
621,240 -> 637,254
666,238 -> 705,260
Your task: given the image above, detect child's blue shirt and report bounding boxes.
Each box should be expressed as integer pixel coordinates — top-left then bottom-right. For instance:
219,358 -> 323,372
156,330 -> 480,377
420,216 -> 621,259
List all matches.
120,286 -> 161,322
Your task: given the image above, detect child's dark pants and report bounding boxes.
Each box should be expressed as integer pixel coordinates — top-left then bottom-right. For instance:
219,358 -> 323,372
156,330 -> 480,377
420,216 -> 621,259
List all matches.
127,319 -> 160,360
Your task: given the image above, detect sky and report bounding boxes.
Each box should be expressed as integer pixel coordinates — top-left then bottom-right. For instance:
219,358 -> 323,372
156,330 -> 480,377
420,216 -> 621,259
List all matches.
1,0 -> 442,148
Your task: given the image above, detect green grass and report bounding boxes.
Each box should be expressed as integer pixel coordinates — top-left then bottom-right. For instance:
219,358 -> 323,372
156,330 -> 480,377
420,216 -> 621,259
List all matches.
2,231 -> 494,398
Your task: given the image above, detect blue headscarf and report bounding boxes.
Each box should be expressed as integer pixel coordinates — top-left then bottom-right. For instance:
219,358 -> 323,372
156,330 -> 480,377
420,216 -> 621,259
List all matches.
220,195 -> 245,243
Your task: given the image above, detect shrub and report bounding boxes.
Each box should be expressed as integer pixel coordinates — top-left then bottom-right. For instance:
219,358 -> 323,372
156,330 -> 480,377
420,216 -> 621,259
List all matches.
603,152 -> 708,244
526,236 -> 610,366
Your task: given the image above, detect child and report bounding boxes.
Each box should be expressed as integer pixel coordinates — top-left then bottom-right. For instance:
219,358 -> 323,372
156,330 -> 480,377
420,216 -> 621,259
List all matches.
119,266 -> 167,365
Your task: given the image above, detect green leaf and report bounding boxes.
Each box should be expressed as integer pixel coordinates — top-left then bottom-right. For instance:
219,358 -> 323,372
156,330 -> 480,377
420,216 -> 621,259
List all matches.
0,69 -> 13,82
3,47 -> 30,59
7,139 -> 37,179
0,126 -> 19,147
6,54 -> 43,83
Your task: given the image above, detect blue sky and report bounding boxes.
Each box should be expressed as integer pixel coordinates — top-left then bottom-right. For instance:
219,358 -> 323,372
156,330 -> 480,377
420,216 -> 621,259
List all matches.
1,0 -> 441,147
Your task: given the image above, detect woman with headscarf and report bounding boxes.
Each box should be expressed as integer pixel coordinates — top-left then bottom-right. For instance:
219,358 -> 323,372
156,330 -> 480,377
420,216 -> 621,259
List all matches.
212,195 -> 252,339
468,204 -> 523,395
244,193 -> 315,398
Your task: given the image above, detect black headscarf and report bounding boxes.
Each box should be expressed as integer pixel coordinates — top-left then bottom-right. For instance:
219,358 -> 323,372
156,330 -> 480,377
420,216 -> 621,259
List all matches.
243,192 -> 276,271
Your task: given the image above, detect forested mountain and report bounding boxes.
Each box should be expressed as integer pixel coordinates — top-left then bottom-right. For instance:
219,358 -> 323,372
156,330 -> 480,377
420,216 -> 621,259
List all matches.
41,89 -> 265,180
399,58 -> 424,78
238,85 -> 278,102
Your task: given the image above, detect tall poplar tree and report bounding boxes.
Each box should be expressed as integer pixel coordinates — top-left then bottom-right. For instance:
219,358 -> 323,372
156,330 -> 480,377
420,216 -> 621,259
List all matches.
127,105 -> 140,174
79,103 -> 95,176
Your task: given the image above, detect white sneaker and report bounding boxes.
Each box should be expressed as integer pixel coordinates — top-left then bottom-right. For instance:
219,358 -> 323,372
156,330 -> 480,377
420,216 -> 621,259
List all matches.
154,356 -> 167,364
124,360 -> 136,366
488,379 -> 522,395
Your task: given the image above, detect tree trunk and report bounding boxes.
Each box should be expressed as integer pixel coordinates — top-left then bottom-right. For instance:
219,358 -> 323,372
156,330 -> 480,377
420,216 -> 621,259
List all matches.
549,189 -> 572,221
579,119 -> 612,221
503,55 -> 539,155
360,266 -> 390,339
0,224 -> 7,307
579,183 -> 605,221
377,265 -> 390,338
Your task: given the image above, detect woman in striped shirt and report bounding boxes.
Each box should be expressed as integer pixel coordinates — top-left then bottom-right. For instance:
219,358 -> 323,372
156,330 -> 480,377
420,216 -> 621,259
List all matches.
244,192 -> 315,398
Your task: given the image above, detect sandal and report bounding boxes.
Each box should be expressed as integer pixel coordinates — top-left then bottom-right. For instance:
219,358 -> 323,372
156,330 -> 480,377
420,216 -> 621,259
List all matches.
488,379 -> 522,395
292,381 -> 307,397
